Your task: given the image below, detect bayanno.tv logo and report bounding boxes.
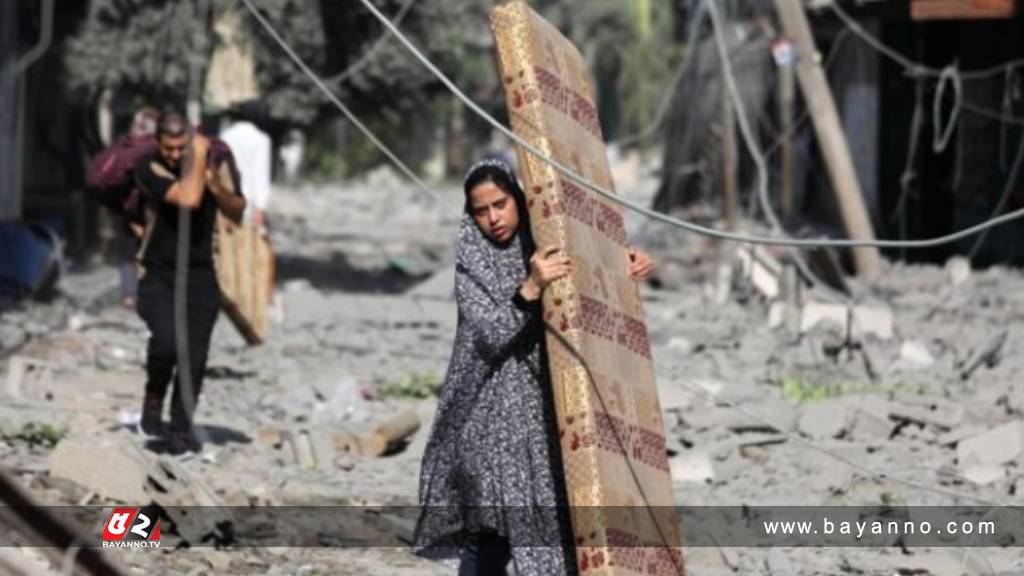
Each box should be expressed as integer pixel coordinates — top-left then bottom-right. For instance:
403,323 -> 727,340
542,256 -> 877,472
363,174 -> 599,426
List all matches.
101,507 -> 161,549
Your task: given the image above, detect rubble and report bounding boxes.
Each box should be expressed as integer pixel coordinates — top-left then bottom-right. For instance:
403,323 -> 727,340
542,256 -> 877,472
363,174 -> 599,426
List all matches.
3,177 -> 1024,575
669,452 -> 715,484
49,438 -> 149,504
802,301 -> 895,340
797,400 -> 848,440
956,421 -> 1023,467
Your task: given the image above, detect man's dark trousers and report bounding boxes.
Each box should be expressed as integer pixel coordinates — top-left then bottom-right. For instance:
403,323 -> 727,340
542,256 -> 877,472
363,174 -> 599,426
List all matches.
137,266 -> 220,433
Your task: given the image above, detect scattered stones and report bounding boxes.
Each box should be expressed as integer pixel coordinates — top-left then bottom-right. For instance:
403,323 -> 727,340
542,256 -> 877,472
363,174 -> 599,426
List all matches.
797,400 -> 849,440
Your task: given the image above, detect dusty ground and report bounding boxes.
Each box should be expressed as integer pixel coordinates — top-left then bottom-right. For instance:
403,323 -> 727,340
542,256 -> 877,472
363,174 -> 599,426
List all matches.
1,163 -> 1022,575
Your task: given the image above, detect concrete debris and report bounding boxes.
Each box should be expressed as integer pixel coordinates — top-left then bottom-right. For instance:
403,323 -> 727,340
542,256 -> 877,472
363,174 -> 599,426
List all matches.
945,256 -> 971,286
7,175 -> 1024,575
49,438 -> 149,504
935,425 -> 988,447
800,301 -> 894,340
667,336 -> 693,355
897,339 -> 935,369
669,452 -> 715,484
281,430 -> 318,470
5,356 -> 55,399
736,245 -> 781,300
956,421 -> 1024,467
960,464 -> 1005,486
845,399 -> 893,443
767,301 -> 786,330
708,259 -> 734,305
797,400 -> 849,440
889,397 -> 964,430
720,398 -> 799,434
144,457 -> 233,545
960,328 -> 1008,380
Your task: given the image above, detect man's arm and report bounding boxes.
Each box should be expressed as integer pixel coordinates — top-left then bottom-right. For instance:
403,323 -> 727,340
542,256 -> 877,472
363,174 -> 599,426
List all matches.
207,165 -> 247,224
163,135 -> 210,208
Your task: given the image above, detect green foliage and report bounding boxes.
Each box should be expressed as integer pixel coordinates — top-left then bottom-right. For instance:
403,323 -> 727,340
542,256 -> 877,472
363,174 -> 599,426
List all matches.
780,376 -> 918,402
64,0 -> 326,124
4,422 -> 66,449
64,0 -> 683,171
380,372 -> 442,399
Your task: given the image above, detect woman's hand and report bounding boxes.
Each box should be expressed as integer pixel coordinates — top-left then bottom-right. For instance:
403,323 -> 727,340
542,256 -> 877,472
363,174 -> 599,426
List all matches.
627,247 -> 655,282
522,246 -> 572,300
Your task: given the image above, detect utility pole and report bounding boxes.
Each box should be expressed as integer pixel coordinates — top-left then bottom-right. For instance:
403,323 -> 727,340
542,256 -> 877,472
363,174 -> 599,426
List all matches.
773,0 -> 882,280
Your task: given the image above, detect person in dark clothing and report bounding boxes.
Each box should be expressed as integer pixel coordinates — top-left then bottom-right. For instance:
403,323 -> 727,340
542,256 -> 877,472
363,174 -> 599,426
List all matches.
134,110 -> 245,454
413,158 -> 655,575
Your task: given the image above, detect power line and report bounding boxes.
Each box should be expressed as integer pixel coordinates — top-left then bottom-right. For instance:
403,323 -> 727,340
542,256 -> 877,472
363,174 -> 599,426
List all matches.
349,0 -> 1024,249
235,0 -> 1011,518
826,0 -> 1024,81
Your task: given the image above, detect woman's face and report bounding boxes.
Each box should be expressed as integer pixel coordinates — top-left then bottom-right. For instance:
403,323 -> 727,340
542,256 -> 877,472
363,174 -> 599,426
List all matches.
469,181 -> 520,244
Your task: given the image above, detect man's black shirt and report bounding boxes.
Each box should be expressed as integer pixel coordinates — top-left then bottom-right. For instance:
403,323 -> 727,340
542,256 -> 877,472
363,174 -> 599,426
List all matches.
134,153 -> 219,271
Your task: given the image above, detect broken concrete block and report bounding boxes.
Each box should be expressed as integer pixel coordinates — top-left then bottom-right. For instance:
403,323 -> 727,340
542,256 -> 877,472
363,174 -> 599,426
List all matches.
306,425 -> 337,469
721,398 -> 798,434
889,397 -> 964,430
957,421 -> 1024,466
657,380 -> 693,412
800,302 -> 893,340
737,245 -> 781,300
145,457 -> 232,545
847,407 -> 892,443
898,340 -> 935,368
50,438 -> 149,503
280,430 -> 317,469
960,329 -> 1008,380
961,465 -> 1006,486
736,433 -> 787,459
767,302 -> 786,330
936,425 -> 987,447
667,336 -> 693,355
945,256 -> 971,286
797,400 -> 848,440
669,452 -> 714,484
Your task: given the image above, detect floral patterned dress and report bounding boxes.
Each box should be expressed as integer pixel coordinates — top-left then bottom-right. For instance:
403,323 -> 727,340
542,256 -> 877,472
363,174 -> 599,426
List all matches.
413,215 -> 576,575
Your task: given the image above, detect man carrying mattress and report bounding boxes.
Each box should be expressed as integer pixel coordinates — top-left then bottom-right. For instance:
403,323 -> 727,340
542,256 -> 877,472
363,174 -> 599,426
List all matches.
134,110 -> 246,455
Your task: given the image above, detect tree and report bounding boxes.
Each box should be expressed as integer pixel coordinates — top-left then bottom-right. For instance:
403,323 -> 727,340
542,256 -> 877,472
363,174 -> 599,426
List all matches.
64,0 -> 327,125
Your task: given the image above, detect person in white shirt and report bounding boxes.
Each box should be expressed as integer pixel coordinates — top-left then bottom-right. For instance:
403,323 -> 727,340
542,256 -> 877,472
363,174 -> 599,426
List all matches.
219,104 -> 272,231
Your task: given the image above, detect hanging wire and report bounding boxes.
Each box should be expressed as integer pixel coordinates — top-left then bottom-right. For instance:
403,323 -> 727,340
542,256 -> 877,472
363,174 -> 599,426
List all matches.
931,64 -> 963,153
338,0 -> 1024,249
239,0 -> 441,202
325,0 -> 418,86
827,0 -> 1024,81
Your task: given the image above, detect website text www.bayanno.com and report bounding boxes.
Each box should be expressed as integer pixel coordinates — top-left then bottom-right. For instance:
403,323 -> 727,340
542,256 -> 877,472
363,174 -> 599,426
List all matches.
763,517 -> 996,540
